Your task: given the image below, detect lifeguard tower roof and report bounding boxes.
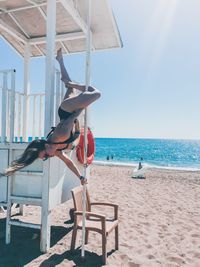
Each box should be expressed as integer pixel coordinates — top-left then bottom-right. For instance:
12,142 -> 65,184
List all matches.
0,0 -> 122,57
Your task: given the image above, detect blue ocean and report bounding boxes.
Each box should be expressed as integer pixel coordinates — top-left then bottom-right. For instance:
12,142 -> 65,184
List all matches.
94,138 -> 200,170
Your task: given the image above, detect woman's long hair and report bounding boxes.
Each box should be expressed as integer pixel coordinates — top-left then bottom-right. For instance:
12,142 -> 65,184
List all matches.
2,139 -> 47,176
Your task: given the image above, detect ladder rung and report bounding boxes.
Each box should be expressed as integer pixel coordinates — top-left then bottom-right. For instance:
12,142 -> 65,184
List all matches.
10,196 -> 42,206
9,220 -> 41,229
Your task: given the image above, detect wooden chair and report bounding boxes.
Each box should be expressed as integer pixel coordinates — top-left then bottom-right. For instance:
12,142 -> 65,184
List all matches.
70,186 -> 119,264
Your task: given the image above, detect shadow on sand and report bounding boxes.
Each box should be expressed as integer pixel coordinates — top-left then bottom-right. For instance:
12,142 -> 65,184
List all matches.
0,217 -> 72,267
39,248 -> 115,267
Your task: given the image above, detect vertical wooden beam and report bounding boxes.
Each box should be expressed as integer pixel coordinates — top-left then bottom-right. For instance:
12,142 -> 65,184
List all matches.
41,0 -> 56,253
40,159 -> 51,252
9,70 -> 15,143
44,0 -> 56,135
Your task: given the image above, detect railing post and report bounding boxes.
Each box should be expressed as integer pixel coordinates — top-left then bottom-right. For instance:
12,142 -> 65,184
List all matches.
1,72 -> 7,143
9,70 -> 15,143
39,95 -> 43,138
32,95 -> 36,139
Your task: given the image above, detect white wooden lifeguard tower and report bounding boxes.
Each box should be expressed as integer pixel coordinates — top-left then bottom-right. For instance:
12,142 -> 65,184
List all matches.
0,0 -> 122,252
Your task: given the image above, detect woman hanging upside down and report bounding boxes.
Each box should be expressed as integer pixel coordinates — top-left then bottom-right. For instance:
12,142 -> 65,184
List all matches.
1,48 -> 101,184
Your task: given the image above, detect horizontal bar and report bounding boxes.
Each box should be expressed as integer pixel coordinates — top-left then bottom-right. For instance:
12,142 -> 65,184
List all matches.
28,93 -> 45,96
9,220 -> 41,230
28,31 -> 85,45
10,196 -> 42,206
0,69 -> 16,73
0,2 -> 50,14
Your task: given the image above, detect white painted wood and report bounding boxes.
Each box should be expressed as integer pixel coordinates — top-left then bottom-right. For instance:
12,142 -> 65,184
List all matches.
44,0 -> 56,136
1,73 -> 7,143
0,149 -> 8,202
32,96 -> 36,138
18,94 -> 22,138
9,71 -> 15,143
48,151 -> 81,210
7,90 -> 10,141
39,95 -> 43,138
0,18 -> 27,44
60,0 -> 94,50
60,41 -> 69,53
105,0 -> 123,48
28,32 -> 85,45
41,0 -> 57,252
29,32 -> 85,45
8,12 -> 30,38
34,44 -> 44,56
0,69 -> 15,74
60,0 -> 87,34
41,159 -> 50,253
0,2 -> 52,14
26,0 -> 47,20
9,221 -> 41,229
10,196 -> 42,206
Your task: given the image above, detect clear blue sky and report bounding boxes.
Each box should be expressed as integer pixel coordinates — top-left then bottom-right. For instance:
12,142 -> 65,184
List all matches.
0,0 -> 200,139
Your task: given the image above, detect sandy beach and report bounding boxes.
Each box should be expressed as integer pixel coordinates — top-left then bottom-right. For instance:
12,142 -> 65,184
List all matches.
0,164 -> 200,267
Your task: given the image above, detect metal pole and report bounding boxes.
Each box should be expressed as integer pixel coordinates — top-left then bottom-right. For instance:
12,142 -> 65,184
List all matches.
55,70 -> 61,125
81,0 -> 91,260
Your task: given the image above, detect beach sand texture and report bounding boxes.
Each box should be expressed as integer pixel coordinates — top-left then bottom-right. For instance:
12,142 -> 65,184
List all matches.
0,165 -> 200,267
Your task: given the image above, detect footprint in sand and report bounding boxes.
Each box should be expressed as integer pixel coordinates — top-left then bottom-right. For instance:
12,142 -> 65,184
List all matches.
193,252 -> 200,258
167,256 -> 185,265
125,262 -> 141,267
191,233 -> 200,238
147,254 -> 155,259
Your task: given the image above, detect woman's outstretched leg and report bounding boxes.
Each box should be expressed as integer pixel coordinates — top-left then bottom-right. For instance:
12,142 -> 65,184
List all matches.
56,49 -> 101,113
56,48 -> 71,84
56,48 -> 88,94
60,85 -> 101,113
56,48 -> 73,100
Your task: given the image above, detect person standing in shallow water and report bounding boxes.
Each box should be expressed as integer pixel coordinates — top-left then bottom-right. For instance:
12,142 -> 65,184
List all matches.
1,48 -> 101,185
138,157 -> 143,170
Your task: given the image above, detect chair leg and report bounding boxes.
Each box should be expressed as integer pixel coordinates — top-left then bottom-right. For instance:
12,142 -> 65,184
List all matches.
115,226 -> 119,250
85,229 -> 89,244
70,227 -> 77,250
102,233 -> 107,265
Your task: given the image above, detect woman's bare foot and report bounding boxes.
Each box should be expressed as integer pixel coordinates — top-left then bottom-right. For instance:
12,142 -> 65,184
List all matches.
56,48 -> 72,85
56,48 -> 63,62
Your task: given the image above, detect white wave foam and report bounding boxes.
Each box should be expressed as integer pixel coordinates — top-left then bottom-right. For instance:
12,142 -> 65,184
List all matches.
93,160 -> 200,172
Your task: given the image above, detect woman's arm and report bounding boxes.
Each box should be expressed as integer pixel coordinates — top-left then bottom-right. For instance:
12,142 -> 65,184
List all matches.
55,150 -> 86,185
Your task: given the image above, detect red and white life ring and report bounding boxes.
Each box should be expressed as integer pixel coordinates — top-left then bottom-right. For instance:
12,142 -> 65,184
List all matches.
76,127 -> 95,165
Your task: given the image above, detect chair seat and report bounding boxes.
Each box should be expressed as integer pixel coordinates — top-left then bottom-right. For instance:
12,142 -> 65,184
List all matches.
78,219 -> 118,234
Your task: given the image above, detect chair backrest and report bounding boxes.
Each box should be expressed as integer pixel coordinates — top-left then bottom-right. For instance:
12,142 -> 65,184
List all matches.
71,186 -> 91,222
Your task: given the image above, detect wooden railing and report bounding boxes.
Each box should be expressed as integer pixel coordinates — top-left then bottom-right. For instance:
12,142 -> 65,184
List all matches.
0,69 -> 65,142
